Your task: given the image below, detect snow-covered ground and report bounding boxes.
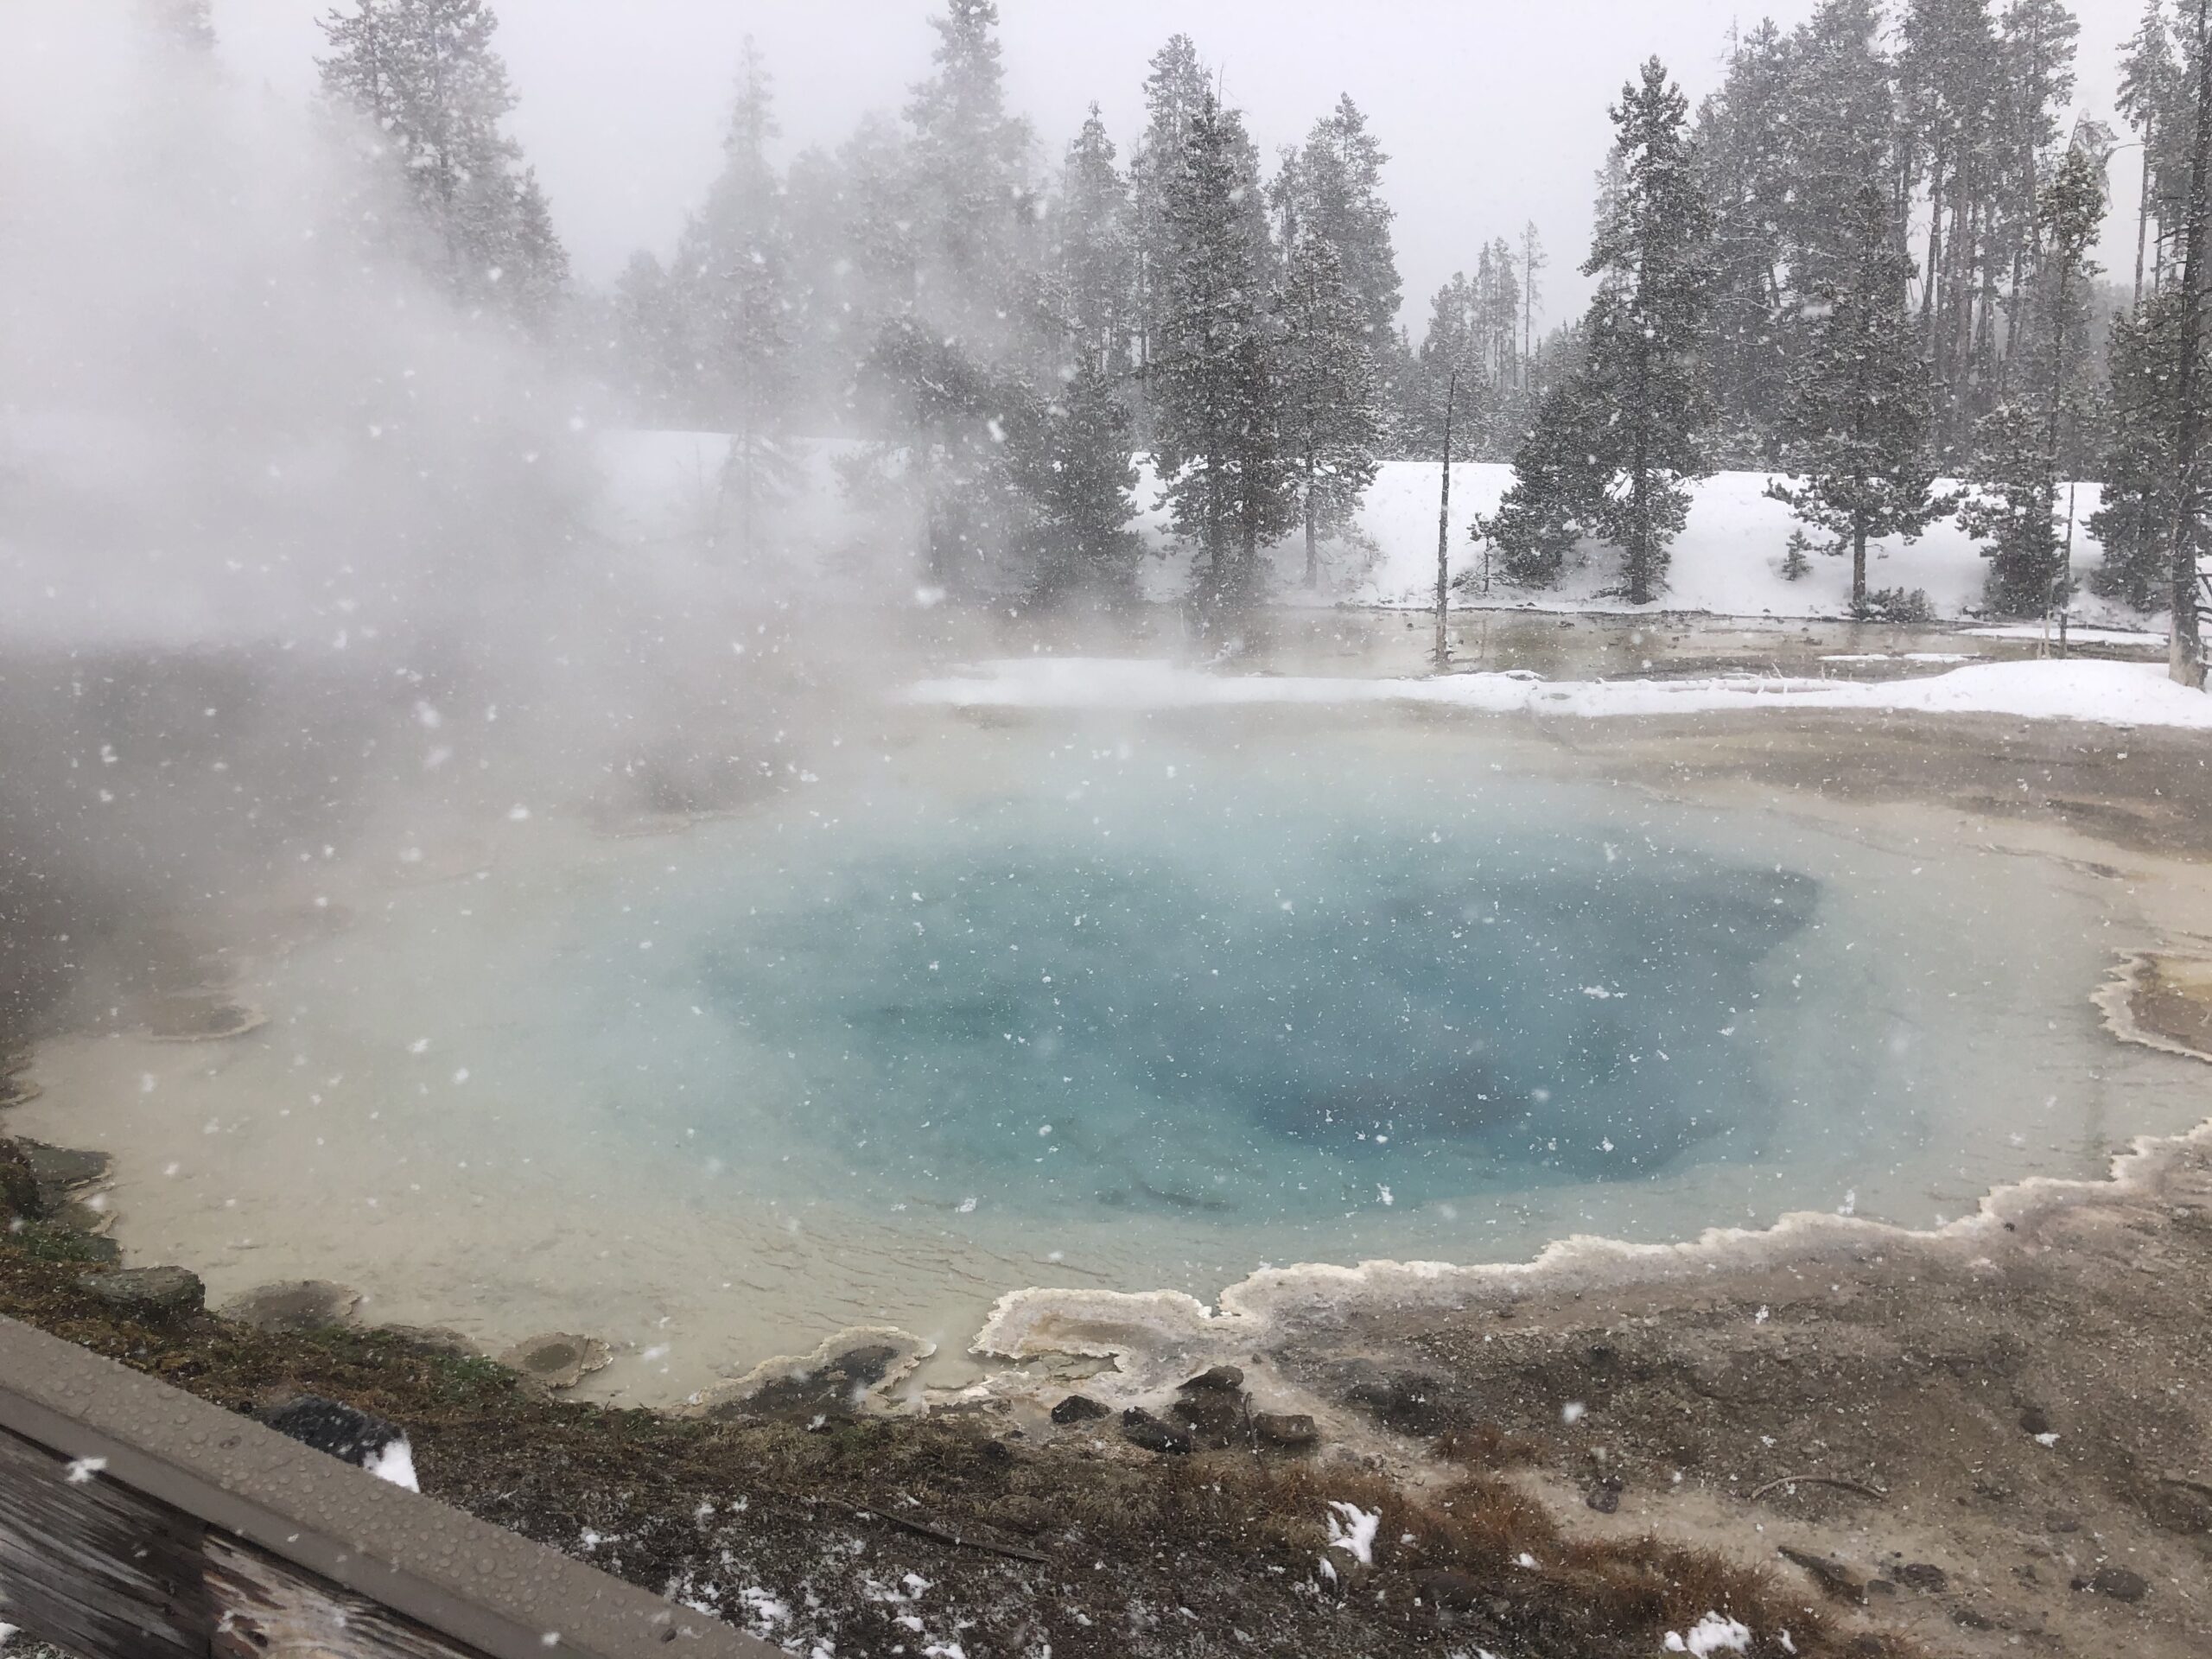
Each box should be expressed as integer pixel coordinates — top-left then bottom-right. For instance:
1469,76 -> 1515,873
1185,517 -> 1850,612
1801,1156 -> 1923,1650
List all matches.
1136,459 -> 2143,626
907,657 -> 2212,731
595,432 -> 2158,630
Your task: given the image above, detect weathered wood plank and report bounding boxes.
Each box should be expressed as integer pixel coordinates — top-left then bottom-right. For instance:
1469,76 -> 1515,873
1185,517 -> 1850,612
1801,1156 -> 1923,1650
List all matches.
0,1422 -> 207,1659
0,1315 -> 772,1659
207,1531 -> 484,1659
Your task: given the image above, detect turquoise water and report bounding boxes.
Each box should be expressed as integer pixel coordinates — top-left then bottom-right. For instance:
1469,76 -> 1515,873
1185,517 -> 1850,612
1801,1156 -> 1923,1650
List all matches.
677,773 -> 1820,1223
43,706 -> 2205,1389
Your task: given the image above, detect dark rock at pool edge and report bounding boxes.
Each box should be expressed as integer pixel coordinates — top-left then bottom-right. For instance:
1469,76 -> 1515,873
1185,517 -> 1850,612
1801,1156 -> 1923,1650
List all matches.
1169,1389 -> 1245,1448
1338,1363 -> 1452,1434
79,1265 -> 204,1321
499,1332 -> 611,1392
221,1280 -> 361,1332
2073,1566 -> 2149,1602
1252,1411 -> 1318,1450
1120,1408 -> 1193,1455
1179,1364 -> 1244,1393
1051,1394 -> 1110,1425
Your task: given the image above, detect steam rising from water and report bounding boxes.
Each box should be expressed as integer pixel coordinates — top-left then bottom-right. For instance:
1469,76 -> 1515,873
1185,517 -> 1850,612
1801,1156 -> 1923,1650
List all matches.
0,15 -> 897,1036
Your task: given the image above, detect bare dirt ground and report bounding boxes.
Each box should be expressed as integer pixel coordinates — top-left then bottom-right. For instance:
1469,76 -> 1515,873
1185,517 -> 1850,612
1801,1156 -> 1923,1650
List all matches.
1275,1122 -> 2212,1658
1246,708 -> 2212,1658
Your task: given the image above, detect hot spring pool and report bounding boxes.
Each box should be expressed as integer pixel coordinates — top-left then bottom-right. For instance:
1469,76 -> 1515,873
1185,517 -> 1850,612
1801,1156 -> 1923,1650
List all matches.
28,707 -> 2206,1399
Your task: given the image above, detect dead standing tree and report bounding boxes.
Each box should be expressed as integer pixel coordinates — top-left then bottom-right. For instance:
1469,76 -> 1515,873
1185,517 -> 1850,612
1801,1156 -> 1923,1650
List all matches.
2171,0 -> 2212,687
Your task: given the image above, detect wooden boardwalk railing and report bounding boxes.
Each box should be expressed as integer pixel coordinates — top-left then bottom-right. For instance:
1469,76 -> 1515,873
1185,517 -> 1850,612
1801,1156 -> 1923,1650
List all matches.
0,1314 -> 776,1659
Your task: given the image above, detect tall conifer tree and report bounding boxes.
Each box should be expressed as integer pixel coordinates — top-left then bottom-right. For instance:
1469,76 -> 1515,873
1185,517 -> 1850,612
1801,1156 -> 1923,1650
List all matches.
316,0 -> 567,321
1768,188 -> 1949,612
1279,225 -> 1382,587
1491,59 -> 1713,603
676,39 -> 798,556
1151,95 -> 1292,611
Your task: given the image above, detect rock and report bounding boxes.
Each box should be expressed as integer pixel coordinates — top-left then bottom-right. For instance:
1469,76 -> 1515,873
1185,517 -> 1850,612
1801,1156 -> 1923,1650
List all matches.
1168,1389 -> 1244,1448
54,1198 -> 116,1239
1340,1367 -> 1450,1434
1586,1474 -> 1624,1514
1894,1562 -> 1949,1593
79,1266 -> 203,1321
1179,1364 -> 1244,1393
696,1329 -> 933,1422
1412,1568 -> 1490,1611
255,1395 -> 415,1488
2018,1405 -> 2054,1436
221,1280 -> 361,1332
1252,1412 -> 1318,1449
498,1332 -> 611,1392
374,1324 -> 478,1358
2073,1565 -> 2149,1603
1051,1394 -> 1111,1426
1119,1408 -> 1192,1456
21,1141 -> 110,1194
1779,1545 -> 1872,1605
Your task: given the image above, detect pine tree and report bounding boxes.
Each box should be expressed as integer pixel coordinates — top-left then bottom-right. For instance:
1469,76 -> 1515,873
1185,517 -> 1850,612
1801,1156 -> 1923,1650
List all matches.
1408,273 -> 1478,458
1479,385 -> 1595,588
1495,59 -> 1713,603
1278,225 -> 1382,587
859,320 -> 1030,597
1695,19 -> 1792,454
1897,0 -> 2006,455
1961,144 -> 2106,615
904,0 -> 1035,345
1783,0 -> 1898,300
1767,188 -> 1950,613
1296,97 -> 1403,347
612,251 -> 690,420
142,0 -> 215,50
508,168 -> 569,340
1993,0 -> 2081,382
1291,96 -> 1404,453
1056,106 -> 1135,378
1012,364 -> 1142,607
1519,221 -> 1547,391
1130,35 -> 1211,383
673,40 -> 798,556
2088,288 -> 2185,608
1150,94 -> 1293,612
2118,1 -> 2179,300
315,0 -> 567,322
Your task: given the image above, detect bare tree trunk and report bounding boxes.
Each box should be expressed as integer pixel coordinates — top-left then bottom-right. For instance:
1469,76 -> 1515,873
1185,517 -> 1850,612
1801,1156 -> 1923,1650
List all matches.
2171,0 -> 2212,688
2044,252 -> 2075,626
2138,135 -> 2155,304
1922,166 -> 1945,334
1629,338 -> 1652,606
1303,451 -> 1319,589
1433,370 -> 1456,672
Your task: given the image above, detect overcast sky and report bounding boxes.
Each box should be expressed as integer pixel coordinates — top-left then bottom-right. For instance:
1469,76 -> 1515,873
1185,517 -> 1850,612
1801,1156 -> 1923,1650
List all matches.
210,0 -> 2138,332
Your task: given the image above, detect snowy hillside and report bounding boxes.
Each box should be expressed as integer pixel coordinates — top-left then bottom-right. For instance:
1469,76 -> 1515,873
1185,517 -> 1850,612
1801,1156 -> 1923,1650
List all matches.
596,434 -> 2150,631
1136,461 -> 2139,626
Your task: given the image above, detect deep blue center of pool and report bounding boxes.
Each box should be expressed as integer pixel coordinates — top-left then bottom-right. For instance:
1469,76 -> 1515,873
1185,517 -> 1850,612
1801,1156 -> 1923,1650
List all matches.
678,773 -> 1819,1223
